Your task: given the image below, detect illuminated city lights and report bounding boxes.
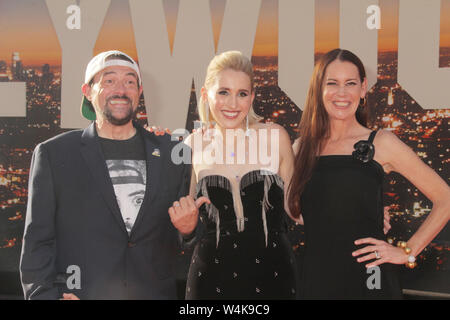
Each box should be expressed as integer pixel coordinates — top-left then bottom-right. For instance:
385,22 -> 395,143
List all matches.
0,50 -> 448,276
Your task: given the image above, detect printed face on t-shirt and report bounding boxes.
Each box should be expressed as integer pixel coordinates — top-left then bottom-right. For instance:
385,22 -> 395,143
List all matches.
107,160 -> 146,233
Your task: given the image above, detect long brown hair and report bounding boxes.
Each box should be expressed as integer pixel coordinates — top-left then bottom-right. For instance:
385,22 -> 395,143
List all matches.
288,49 -> 369,218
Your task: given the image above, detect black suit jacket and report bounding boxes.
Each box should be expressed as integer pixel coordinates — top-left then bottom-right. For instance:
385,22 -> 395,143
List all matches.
20,122 -> 190,299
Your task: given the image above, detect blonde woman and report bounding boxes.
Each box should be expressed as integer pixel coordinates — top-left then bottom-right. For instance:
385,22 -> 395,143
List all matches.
168,51 -> 298,299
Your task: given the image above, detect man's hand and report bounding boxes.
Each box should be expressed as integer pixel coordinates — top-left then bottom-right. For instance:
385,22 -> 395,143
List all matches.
168,195 -> 210,236
60,293 -> 80,300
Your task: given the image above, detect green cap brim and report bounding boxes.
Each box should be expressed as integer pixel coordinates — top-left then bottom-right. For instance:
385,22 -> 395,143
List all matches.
81,96 -> 96,121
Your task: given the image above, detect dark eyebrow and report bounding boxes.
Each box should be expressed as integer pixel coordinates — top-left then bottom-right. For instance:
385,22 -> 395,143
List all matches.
126,73 -> 138,80
128,190 -> 145,197
326,78 -> 358,82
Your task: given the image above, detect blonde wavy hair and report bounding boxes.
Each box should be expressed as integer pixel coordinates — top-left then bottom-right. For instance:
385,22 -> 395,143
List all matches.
198,50 -> 262,125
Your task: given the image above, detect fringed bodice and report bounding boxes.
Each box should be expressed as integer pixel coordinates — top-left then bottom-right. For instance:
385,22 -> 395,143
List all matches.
195,170 -> 286,247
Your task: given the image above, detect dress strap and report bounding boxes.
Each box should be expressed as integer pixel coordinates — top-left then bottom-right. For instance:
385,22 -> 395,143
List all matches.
368,130 -> 377,143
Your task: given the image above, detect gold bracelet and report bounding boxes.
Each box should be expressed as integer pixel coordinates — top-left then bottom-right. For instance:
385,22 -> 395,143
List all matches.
397,241 -> 417,269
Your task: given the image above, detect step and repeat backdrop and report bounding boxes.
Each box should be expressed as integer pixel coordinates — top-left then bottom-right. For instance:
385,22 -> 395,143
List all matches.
0,0 -> 448,297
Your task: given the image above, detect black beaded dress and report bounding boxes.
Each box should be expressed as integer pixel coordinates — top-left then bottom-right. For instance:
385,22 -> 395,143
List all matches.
299,131 -> 402,299
185,170 -> 297,300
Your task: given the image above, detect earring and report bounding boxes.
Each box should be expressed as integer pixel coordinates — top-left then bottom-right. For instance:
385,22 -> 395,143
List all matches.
204,100 -> 210,128
245,115 -> 250,137
360,97 -> 367,107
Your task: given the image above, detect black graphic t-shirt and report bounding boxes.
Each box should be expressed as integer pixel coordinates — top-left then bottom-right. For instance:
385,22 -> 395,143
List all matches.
99,131 -> 146,234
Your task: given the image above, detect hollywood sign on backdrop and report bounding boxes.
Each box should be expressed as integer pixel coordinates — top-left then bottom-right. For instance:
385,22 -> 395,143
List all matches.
0,0 -> 448,131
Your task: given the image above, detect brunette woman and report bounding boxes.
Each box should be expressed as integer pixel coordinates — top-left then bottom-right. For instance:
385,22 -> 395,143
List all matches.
289,49 -> 450,299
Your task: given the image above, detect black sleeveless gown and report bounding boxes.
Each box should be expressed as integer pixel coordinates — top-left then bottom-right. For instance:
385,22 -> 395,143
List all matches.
185,170 -> 297,299
300,131 -> 403,299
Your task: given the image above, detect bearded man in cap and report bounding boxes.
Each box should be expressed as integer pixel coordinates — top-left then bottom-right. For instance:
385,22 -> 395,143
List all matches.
20,51 -> 191,300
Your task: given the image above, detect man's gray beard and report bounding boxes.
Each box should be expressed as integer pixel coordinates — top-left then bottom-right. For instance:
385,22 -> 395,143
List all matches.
102,101 -> 138,126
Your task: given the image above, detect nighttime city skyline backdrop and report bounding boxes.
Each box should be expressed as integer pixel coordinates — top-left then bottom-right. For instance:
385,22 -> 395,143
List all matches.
0,0 -> 449,296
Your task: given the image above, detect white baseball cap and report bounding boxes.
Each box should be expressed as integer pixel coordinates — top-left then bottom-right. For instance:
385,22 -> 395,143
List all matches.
81,50 -> 141,121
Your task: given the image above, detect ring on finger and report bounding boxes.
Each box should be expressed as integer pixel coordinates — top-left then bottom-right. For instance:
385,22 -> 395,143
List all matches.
374,250 -> 381,259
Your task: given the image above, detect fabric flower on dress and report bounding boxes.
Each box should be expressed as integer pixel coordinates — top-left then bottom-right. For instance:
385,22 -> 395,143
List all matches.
352,139 -> 375,163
